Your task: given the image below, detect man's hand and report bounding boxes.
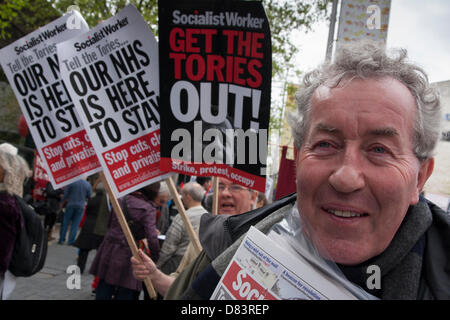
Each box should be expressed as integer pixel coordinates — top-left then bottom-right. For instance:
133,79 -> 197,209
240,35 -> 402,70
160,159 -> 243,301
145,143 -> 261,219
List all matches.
131,249 -> 157,281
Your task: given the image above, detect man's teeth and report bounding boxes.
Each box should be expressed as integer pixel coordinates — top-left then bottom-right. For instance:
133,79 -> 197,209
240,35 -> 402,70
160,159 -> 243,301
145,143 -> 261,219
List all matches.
327,209 -> 365,218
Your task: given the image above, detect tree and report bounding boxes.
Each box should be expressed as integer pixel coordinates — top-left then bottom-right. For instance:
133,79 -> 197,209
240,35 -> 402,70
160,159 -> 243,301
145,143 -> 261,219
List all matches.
1,0 -> 330,83
265,0 -> 329,77
52,0 -> 158,34
0,0 -> 330,142
0,0 -> 60,81
51,0 -> 331,133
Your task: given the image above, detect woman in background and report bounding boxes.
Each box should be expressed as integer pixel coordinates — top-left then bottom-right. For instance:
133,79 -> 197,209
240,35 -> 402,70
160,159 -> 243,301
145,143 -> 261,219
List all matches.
0,144 -> 31,299
89,182 -> 161,300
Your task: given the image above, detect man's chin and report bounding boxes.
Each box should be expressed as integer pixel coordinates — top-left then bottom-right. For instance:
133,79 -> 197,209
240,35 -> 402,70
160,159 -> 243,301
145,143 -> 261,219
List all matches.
320,240 -> 377,266
220,206 -> 237,215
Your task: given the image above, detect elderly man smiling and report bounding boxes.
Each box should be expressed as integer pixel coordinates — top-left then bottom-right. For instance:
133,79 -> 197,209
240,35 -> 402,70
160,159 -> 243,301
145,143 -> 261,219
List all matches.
140,41 -> 450,300
284,42 -> 450,299
131,177 -> 257,297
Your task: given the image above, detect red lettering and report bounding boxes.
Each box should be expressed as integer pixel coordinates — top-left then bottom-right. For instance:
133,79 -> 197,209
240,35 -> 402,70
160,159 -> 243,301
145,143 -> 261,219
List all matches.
222,30 -> 264,58
169,53 -> 186,79
227,263 -> 266,300
247,59 -> 262,88
170,53 -> 262,87
251,33 -> 264,59
223,30 -> 238,54
171,28 -> 218,53
206,55 -> 225,82
237,31 -> 252,57
201,29 -> 217,53
226,55 -> 234,83
169,28 -> 185,52
185,54 -> 206,81
233,57 -> 246,86
185,29 -> 201,53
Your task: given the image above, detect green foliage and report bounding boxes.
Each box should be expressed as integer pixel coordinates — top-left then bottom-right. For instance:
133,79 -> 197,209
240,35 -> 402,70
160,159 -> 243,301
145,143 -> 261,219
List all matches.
0,0 -> 59,43
0,0 -> 60,81
52,0 -> 159,35
265,0 -> 329,78
0,0 -> 330,139
0,0 -> 27,40
0,81 -> 21,138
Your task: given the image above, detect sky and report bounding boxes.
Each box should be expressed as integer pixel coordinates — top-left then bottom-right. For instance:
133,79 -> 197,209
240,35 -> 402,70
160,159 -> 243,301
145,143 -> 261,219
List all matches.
267,0 -> 450,176
290,0 -> 450,84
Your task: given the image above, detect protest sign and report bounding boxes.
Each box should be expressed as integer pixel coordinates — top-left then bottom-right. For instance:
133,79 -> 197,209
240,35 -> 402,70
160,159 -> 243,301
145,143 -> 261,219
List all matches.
98,171 -> 157,299
159,0 -> 271,192
211,227 -> 359,300
32,151 -> 50,201
58,6 -> 202,275
57,5 -> 171,198
0,11 -> 101,189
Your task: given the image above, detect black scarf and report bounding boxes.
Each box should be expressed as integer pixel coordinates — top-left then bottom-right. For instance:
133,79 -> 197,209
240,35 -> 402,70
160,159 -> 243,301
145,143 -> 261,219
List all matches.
338,199 -> 432,299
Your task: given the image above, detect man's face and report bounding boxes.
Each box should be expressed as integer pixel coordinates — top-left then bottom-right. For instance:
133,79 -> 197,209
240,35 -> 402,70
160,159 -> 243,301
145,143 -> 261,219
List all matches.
218,178 -> 255,215
296,77 -> 434,265
155,192 -> 169,207
181,190 -> 191,209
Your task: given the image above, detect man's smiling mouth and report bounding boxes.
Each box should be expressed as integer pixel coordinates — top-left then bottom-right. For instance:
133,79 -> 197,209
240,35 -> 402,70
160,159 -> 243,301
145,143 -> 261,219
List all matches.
326,209 -> 369,218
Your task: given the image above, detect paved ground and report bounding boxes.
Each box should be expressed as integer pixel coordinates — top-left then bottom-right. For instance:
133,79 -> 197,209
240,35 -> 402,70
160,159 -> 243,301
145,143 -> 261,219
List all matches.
8,223 -> 97,300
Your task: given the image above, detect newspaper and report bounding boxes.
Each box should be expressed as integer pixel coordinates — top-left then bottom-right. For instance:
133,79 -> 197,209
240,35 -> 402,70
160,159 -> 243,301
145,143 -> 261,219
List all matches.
211,226 -> 358,300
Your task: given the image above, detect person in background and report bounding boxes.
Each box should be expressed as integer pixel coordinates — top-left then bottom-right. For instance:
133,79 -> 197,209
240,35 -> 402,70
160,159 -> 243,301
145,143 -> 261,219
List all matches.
195,177 -> 212,211
148,40 -> 449,300
43,182 -> 62,241
58,178 -> 92,245
256,192 -> 269,209
131,177 -> 257,297
0,144 -> 31,299
154,182 -> 171,234
156,182 -> 207,275
73,182 -> 109,273
90,182 -> 161,300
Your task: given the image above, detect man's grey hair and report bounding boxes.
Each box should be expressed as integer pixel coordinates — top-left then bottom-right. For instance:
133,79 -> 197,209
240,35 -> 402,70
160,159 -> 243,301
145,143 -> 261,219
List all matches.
0,149 -> 31,196
182,182 -> 205,202
288,40 -> 441,161
158,181 -> 170,195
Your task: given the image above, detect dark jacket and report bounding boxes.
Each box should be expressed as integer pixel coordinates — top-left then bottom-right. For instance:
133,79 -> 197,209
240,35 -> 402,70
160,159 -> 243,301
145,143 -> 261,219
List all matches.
165,194 -> 450,300
0,192 -> 22,277
44,182 -> 62,214
72,190 -> 108,250
89,191 -> 160,292
165,193 -> 296,299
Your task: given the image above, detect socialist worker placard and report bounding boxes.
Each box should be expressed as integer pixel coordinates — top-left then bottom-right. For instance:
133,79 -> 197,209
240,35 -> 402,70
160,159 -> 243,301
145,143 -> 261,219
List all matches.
57,5 -> 171,198
159,0 -> 271,192
0,12 -> 101,188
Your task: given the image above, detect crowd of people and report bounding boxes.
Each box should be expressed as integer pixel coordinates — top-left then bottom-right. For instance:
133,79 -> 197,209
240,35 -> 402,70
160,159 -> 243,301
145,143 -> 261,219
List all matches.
0,147 -> 269,300
1,40 -> 449,300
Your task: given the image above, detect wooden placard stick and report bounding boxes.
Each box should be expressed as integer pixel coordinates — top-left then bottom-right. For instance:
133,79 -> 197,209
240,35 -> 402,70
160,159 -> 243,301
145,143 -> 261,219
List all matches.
165,176 -> 202,255
212,176 -> 219,215
99,171 -> 157,299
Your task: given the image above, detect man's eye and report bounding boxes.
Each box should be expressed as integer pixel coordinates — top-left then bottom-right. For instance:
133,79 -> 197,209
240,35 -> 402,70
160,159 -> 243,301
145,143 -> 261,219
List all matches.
317,141 -> 331,148
372,146 -> 387,154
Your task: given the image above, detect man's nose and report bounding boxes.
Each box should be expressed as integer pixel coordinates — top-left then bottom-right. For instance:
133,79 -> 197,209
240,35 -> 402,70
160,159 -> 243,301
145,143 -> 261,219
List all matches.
220,187 -> 232,197
328,151 -> 365,193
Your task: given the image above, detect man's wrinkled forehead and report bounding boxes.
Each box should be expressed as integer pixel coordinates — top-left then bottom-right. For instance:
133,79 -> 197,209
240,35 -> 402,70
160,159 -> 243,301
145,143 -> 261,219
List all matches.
312,84 -> 333,103
218,177 -> 233,185
311,77 -> 354,103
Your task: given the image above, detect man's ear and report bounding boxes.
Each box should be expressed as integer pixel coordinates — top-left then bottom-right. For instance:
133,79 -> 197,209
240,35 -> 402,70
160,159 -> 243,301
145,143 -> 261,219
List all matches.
411,157 -> 434,204
250,190 -> 257,207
